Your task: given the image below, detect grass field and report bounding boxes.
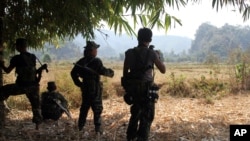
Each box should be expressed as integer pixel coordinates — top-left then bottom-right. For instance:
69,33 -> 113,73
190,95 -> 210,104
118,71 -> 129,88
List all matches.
3,61 -> 238,109
1,61 -> 250,140
2,61 -> 244,116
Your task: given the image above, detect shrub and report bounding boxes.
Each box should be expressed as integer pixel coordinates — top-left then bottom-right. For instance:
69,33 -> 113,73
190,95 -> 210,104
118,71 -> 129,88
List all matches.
166,72 -> 191,97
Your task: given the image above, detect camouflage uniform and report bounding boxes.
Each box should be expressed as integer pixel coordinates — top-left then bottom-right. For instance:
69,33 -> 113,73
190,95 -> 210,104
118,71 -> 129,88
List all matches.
0,38 -> 43,128
71,41 -> 114,133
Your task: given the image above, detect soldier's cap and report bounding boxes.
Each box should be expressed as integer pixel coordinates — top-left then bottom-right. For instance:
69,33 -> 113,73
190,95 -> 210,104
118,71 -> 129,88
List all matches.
47,81 -> 57,91
15,38 -> 27,47
84,41 -> 100,50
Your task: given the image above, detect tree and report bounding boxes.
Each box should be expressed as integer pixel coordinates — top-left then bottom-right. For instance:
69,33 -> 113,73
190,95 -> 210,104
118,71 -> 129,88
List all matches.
0,0 -> 186,50
42,54 -> 51,63
190,23 -> 250,62
1,0 -> 250,49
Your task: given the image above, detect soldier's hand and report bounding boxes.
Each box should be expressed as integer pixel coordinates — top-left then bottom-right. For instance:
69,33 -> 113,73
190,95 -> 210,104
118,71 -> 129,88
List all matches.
155,50 -> 164,62
107,68 -> 114,78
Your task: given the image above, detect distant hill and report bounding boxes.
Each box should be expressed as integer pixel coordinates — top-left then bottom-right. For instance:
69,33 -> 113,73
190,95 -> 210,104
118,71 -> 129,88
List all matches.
152,35 -> 191,54
73,30 -> 192,57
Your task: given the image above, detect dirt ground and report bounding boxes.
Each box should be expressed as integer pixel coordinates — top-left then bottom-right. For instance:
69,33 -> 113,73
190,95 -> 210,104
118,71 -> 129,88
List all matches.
0,92 -> 250,141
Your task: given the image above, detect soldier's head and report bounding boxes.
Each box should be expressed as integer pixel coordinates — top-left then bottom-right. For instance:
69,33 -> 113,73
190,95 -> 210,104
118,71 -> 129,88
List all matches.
83,41 -> 100,57
47,81 -> 57,92
15,38 -> 27,52
137,27 -> 152,46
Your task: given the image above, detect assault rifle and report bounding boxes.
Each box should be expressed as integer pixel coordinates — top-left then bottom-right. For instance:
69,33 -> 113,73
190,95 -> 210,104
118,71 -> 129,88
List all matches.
73,62 -> 99,75
73,62 -> 114,78
36,64 -> 48,83
53,99 -> 72,119
36,56 -> 49,83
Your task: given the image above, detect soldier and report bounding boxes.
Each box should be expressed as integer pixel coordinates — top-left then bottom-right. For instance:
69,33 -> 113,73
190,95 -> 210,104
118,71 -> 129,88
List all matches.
122,27 -> 166,141
41,81 -> 70,121
71,41 -> 114,134
0,38 -> 47,129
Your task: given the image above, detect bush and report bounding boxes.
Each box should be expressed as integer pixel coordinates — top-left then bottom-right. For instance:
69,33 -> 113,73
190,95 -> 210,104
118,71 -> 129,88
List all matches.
166,72 -> 191,97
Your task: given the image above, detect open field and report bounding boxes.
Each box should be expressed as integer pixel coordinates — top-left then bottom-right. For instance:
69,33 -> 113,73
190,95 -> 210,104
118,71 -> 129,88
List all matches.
1,62 -> 250,141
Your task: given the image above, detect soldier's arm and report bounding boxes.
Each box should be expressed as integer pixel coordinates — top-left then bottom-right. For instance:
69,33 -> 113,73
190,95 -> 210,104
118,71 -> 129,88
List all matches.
153,52 -> 166,74
123,52 -> 130,76
95,58 -> 114,77
123,60 -> 129,76
58,93 -> 67,104
0,60 -> 15,73
70,66 -> 82,87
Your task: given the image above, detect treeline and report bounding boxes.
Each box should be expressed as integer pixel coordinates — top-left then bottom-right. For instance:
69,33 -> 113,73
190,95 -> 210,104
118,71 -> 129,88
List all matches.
188,23 -> 250,63
14,23 -> 250,64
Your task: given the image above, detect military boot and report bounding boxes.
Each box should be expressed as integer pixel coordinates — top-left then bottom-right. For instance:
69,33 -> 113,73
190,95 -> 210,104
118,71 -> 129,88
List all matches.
32,109 -> 43,130
78,112 -> 87,131
95,125 -> 103,134
78,118 -> 85,131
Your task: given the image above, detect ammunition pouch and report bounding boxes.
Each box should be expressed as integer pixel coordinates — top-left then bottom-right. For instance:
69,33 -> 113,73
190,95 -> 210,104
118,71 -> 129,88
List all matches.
147,83 -> 160,103
123,93 -> 134,105
121,76 -> 155,105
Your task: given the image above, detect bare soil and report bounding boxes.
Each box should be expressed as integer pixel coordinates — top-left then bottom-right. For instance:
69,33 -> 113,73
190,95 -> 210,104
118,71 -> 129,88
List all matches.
1,92 -> 250,141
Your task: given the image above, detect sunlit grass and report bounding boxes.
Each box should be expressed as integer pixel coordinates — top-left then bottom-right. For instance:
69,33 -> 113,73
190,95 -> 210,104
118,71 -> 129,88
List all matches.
4,62 -> 247,109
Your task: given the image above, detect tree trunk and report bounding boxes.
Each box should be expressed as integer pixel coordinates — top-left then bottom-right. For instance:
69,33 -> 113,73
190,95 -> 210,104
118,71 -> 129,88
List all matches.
0,0 -> 6,128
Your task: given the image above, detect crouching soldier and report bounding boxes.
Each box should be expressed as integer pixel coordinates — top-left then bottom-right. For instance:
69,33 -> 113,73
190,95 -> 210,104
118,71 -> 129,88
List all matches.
41,81 -> 71,121
71,41 -> 114,134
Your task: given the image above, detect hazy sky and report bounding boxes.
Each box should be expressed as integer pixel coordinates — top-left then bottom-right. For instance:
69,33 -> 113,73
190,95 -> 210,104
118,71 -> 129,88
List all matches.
154,0 -> 250,39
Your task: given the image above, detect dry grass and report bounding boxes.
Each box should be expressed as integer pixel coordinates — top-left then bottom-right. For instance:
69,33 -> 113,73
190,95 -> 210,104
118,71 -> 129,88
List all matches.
1,62 -> 250,141
1,93 -> 250,141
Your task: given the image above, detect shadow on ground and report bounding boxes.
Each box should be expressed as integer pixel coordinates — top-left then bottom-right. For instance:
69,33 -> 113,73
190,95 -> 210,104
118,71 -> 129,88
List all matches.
0,110 -> 229,141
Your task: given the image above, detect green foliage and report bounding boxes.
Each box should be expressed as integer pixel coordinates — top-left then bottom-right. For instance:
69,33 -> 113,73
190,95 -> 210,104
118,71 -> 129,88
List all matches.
42,54 -> 51,63
1,0 -> 187,50
166,70 -> 227,101
191,75 -> 226,98
227,47 -> 250,91
190,23 -> 250,62
211,0 -> 250,21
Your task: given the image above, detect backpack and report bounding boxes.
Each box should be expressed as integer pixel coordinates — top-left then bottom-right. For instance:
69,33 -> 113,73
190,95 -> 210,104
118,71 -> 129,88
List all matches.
122,47 -> 152,104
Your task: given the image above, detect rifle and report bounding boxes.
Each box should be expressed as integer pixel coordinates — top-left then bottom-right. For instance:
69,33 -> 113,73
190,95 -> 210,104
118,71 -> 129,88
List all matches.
36,64 -> 48,83
73,62 -> 114,78
73,62 -> 99,75
53,99 -> 72,119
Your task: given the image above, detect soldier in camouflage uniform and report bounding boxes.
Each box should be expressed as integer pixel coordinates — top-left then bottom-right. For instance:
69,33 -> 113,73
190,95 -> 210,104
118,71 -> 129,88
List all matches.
0,38 -> 46,129
71,41 -> 114,134
41,81 -> 69,121
122,28 -> 166,141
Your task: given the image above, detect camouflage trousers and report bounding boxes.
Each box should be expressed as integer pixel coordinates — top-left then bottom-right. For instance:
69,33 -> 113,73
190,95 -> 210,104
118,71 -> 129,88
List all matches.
126,101 -> 155,141
0,83 -> 43,125
78,80 -> 103,132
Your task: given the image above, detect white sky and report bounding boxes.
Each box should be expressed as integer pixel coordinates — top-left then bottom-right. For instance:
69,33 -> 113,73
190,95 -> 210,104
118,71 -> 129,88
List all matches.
154,0 -> 250,39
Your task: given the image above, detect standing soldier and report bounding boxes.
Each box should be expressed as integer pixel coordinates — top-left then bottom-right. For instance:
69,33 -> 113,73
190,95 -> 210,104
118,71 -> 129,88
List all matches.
0,38 -> 47,129
71,41 -> 114,134
122,27 -> 166,141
